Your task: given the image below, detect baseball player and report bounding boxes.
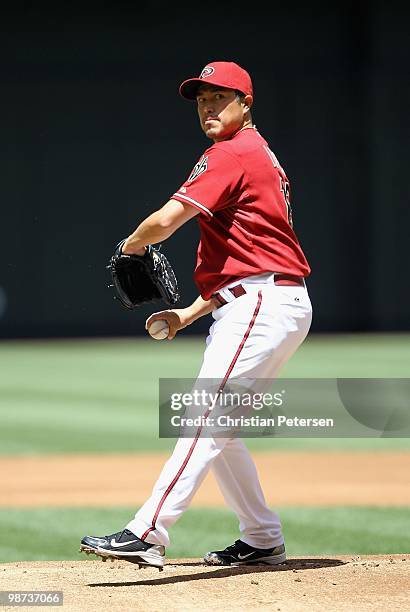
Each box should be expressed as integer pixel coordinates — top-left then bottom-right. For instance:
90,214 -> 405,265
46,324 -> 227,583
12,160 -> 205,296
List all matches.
80,61 -> 312,569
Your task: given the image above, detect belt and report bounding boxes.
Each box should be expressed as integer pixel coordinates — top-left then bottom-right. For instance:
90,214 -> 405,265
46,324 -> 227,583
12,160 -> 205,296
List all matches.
213,274 -> 305,307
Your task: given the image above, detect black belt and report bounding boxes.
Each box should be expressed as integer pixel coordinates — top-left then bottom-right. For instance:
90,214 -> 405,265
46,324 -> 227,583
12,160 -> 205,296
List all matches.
213,274 -> 304,307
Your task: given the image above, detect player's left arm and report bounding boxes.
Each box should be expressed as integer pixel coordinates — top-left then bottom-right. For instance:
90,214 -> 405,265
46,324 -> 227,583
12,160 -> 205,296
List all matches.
122,199 -> 199,255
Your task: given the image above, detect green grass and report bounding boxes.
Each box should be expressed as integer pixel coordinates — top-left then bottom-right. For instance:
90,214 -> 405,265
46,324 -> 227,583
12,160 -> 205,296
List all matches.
0,506 -> 409,562
0,335 -> 409,454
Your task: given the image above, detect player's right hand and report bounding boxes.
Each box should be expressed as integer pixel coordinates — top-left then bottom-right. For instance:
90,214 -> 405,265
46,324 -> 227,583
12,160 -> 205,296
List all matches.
145,309 -> 192,340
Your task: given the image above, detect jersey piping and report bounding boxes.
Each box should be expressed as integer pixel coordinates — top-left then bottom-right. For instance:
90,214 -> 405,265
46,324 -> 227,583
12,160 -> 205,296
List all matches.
173,193 -> 213,217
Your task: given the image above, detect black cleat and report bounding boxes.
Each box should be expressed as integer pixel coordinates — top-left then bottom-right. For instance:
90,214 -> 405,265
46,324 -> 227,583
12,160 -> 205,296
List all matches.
80,529 -> 165,568
204,539 -> 286,566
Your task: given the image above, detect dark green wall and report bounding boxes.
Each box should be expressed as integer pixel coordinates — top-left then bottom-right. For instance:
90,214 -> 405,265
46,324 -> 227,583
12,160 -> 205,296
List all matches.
1,2 -> 409,337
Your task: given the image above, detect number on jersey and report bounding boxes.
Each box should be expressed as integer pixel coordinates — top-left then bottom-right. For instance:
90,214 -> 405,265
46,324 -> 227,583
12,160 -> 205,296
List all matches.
279,176 -> 293,227
263,145 -> 294,227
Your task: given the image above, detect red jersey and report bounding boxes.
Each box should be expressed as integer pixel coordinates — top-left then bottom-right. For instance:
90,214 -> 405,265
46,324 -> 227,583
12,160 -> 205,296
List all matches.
171,127 -> 311,300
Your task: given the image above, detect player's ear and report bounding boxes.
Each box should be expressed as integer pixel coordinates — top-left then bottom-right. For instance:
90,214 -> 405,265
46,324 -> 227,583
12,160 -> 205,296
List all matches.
243,94 -> 253,112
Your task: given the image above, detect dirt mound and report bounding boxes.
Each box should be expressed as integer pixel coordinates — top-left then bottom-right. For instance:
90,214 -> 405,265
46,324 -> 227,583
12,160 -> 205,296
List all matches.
1,556 -> 409,611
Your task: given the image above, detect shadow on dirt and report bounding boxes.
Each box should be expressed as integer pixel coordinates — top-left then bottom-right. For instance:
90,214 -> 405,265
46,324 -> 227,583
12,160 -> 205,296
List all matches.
88,558 -> 346,588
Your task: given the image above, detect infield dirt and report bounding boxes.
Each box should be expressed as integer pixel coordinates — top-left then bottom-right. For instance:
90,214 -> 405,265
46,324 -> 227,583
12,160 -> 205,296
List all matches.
1,556 -> 409,611
1,451 -> 409,507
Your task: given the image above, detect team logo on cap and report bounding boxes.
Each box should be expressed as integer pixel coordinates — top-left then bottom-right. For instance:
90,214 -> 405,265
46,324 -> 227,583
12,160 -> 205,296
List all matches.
200,66 -> 214,78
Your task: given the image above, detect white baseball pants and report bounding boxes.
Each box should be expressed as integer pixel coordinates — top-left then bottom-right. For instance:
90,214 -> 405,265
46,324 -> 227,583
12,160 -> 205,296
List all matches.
127,276 -> 312,548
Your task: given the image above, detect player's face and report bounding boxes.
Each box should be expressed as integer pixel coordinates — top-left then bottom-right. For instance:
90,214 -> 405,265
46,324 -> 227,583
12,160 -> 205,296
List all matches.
196,86 -> 249,142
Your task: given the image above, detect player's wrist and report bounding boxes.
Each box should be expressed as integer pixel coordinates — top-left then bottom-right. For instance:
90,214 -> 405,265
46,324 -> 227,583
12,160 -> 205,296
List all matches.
179,305 -> 198,326
184,301 -> 212,324
122,238 -> 146,256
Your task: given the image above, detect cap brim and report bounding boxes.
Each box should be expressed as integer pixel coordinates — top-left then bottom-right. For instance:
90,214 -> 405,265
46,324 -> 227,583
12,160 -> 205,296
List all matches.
179,77 -> 239,100
179,78 -> 208,100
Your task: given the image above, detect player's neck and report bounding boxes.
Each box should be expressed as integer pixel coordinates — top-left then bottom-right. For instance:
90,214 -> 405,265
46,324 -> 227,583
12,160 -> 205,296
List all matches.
213,122 -> 255,143
233,122 -> 255,138
238,122 -> 255,133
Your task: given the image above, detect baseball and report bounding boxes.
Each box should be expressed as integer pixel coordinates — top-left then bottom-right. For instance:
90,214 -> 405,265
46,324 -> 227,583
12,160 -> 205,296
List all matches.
148,319 -> 169,340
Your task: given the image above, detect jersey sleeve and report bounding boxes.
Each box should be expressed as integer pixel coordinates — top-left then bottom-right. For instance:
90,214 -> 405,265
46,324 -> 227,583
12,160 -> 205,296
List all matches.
171,147 -> 245,220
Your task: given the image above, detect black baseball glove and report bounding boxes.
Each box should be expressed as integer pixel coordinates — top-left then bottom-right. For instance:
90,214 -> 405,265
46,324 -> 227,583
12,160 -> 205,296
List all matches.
107,239 -> 180,309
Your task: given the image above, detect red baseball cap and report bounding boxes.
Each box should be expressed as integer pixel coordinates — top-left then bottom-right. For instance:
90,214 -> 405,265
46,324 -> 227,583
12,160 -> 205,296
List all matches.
179,61 -> 253,100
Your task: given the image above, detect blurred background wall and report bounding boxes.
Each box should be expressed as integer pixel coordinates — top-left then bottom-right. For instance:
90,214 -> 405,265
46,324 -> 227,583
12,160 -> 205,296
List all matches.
1,1 -> 409,338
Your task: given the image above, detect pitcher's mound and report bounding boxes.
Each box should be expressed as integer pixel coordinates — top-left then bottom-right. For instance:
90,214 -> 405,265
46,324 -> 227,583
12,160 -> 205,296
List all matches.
1,556 -> 409,611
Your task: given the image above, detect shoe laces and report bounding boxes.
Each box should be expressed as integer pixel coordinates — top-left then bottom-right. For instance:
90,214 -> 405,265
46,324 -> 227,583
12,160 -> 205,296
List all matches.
224,540 -> 245,553
106,529 -> 131,541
